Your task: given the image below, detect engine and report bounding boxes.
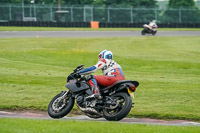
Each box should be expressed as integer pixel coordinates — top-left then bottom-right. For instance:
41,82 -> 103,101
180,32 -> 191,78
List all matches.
76,95 -> 84,105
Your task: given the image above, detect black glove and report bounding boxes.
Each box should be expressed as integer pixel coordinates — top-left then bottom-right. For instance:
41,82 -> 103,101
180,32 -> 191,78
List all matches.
74,73 -> 81,78
72,73 -> 82,78
67,73 -> 82,82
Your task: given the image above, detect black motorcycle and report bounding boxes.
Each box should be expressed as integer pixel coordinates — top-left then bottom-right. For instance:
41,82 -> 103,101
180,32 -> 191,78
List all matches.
48,65 -> 139,121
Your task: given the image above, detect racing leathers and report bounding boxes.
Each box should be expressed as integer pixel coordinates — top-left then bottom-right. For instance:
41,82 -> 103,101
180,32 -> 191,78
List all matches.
77,58 -> 125,98
143,21 -> 157,32
148,22 -> 157,31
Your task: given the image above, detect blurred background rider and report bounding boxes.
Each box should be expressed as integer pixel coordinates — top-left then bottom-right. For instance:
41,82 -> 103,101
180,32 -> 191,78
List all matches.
148,20 -> 158,31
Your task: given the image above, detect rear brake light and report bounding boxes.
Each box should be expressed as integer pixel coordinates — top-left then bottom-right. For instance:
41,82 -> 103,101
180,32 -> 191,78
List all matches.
129,85 -> 136,92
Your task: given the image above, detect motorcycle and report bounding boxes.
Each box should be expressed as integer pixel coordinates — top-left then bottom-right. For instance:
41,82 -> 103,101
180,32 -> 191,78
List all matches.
48,65 -> 139,121
141,24 -> 157,35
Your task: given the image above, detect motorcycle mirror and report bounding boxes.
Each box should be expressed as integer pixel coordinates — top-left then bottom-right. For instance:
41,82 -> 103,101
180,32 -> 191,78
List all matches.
74,65 -> 84,72
77,65 -> 84,69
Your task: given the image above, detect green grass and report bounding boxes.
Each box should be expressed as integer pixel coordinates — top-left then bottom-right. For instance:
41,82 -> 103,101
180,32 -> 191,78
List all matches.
0,36 -> 200,121
0,26 -> 200,31
0,118 -> 200,133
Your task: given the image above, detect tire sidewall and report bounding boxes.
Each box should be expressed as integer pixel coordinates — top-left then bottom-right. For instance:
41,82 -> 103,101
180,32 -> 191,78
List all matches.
48,92 -> 74,118
103,92 -> 132,121
152,30 -> 157,35
141,29 -> 146,35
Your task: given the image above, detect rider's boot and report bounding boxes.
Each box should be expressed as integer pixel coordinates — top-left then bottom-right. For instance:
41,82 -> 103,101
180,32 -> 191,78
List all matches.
86,86 -> 102,100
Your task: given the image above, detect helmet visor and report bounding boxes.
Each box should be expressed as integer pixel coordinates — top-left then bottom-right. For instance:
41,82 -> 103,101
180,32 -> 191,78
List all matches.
98,54 -> 103,59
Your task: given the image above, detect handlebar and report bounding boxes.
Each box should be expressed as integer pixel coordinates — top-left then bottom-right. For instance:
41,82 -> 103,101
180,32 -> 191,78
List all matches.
67,65 -> 89,82
73,64 -> 84,73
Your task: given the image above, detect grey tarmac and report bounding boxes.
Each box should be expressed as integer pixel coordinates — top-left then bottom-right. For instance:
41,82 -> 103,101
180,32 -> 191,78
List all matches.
0,31 -> 200,38
0,111 -> 200,126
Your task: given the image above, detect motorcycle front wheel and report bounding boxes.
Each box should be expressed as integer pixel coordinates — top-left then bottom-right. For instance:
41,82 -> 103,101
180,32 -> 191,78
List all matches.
48,91 -> 74,119
103,92 -> 132,121
141,29 -> 146,35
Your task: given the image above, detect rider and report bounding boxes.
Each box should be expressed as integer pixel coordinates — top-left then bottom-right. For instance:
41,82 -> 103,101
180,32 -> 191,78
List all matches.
148,20 -> 157,31
77,50 -> 125,99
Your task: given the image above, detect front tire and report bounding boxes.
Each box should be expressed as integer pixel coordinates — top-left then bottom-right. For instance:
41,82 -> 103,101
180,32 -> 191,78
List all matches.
141,29 -> 146,35
48,91 -> 74,119
103,92 -> 132,121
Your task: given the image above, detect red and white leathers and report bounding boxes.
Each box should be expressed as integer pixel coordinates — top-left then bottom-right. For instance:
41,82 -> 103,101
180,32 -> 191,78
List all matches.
78,58 -> 125,95
143,21 -> 157,32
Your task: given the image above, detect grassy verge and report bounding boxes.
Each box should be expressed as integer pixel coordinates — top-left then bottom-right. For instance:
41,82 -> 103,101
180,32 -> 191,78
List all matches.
0,118 -> 200,133
0,26 -> 200,31
0,37 -> 200,121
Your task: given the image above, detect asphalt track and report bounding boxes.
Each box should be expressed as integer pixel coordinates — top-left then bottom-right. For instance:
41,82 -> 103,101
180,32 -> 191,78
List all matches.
0,111 -> 200,126
0,31 -> 200,38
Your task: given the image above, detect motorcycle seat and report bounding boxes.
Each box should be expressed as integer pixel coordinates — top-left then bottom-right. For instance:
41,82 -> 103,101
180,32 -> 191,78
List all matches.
100,80 -> 139,91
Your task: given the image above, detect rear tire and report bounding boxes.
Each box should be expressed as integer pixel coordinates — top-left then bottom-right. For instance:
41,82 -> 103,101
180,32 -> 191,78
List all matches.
48,91 -> 74,119
152,30 -> 157,35
103,92 -> 132,121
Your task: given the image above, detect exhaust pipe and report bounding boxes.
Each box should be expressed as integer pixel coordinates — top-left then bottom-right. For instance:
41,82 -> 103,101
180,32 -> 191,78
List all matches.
76,103 -> 102,117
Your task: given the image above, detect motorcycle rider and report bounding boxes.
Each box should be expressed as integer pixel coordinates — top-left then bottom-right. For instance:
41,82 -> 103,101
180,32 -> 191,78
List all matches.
145,20 -> 157,32
77,50 -> 125,99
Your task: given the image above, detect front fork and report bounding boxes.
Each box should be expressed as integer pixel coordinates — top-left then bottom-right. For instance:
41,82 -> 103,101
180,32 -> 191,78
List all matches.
60,91 -> 69,98
52,91 -> 69,111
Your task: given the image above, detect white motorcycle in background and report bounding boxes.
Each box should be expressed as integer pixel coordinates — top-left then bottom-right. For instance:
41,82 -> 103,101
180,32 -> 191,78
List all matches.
141,21 -> 158,35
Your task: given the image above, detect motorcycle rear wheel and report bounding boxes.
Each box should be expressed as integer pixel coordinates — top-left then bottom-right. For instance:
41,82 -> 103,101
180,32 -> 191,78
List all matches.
48,91 -> 74,119
103,92 -> 132,121
152,31 -> 157,35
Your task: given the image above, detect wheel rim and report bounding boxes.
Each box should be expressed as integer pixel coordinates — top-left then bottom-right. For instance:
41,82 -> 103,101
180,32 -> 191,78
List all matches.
52,97 -> 68,112
104,95 -> 126,116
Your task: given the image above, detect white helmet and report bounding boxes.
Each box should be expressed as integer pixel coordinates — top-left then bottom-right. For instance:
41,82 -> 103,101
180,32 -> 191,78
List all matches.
152,20 -> 156,23
98,50 -> 113,60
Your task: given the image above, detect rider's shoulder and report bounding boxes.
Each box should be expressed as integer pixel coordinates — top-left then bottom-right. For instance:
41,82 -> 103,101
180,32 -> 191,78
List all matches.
98,58 -> 106,63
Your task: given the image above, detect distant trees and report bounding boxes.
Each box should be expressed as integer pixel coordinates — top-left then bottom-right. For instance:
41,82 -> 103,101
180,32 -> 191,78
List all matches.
168,0 -> 195,8
96,0 -> 157,7
161,0 -> 200,23
0,0 -> 57,4
1,0 -> 199,23
0,0 -> 157,7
